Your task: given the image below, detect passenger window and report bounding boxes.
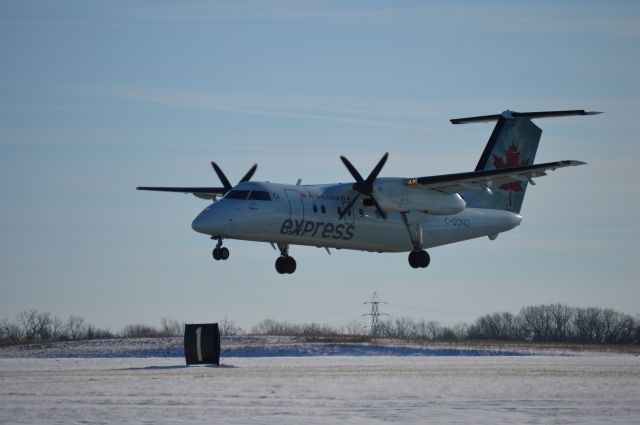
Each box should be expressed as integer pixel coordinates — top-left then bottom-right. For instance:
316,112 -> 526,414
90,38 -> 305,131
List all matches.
313,205 -> 318,213
225,190 -> 249,200
347,208 -> 352,217
248,191 -> 271,201
321,205 -> 326,214
359,208 -> 364,217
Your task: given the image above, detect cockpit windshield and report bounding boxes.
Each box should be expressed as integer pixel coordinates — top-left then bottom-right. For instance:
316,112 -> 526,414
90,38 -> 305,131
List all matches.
225,190 -> 249,200
225,190 -> 271,201
248,191 -> 271,201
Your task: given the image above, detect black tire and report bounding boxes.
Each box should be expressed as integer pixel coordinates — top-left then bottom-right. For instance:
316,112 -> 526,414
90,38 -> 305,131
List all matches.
408,251 -> 419,268
220,247 -> 230,260
275,256 -> 286,274
418,250 -> 430,268
283,256 -> 297,274
212,248 -> 220,260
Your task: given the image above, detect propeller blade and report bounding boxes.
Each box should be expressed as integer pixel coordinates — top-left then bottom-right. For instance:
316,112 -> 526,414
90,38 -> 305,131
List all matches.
338,193 -> 360,220
211,162 -> 232,190
340,156 -> 365,182
340,152 -> 388,219
366,152 -> 388,183
239,163 -> 258,183
369,196 -> 387,220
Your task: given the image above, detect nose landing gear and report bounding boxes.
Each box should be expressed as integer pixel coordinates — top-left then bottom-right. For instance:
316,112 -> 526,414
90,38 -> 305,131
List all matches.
212,237 -> 229,261
274,243 -> 296,274
408,250 -> 430,269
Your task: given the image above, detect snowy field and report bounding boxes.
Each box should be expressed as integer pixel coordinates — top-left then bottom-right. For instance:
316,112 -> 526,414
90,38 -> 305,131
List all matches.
1,339 -> 639,424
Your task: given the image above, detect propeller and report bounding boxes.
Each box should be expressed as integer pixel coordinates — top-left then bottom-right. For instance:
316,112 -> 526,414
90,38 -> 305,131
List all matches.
339,152 -> 388,219
211,162 -> 257,193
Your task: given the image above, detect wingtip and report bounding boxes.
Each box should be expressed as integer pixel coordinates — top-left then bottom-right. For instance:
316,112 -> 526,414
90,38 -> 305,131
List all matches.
585,111 -> 603,115
568,160 -> 587,166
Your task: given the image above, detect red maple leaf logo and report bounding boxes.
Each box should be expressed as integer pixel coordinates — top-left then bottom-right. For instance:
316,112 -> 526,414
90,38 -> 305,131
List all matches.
492,143 -> 529,192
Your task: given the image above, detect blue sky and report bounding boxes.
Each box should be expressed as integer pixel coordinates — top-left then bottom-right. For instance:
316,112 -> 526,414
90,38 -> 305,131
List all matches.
1,0 -> 639,331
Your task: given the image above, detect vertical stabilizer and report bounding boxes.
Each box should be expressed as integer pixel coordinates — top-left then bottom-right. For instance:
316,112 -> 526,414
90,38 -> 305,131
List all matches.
451,109 -> 597,213
466,115 -> 541,213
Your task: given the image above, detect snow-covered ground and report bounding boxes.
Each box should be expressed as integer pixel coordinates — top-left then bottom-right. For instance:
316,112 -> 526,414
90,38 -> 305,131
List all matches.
0,336 -> 532,359
1,338 -> 639,424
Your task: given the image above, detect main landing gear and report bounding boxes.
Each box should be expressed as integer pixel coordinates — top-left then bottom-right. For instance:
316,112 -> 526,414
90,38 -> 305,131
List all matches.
408,250 -> 430,269
212,237 -> 229,261
275,243 -> 296,274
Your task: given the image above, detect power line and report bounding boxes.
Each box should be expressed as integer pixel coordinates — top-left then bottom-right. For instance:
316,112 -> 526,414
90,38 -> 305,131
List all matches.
291,303 -> 365,322
386,303 -> 479,318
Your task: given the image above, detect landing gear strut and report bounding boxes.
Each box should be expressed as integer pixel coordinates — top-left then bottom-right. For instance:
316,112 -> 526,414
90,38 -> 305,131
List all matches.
212,237 -> 229,261
275,243 -> 296,274
400,212 -> 429,269
408,250 -> 430,269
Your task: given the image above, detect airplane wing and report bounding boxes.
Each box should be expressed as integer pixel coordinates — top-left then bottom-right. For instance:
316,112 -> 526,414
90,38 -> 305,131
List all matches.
136,186 -> 226,200
406,160 -> 585,194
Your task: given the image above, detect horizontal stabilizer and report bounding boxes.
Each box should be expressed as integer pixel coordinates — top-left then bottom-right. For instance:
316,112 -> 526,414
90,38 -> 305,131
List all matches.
451,110 -> 601,124
407,160 -> 586,194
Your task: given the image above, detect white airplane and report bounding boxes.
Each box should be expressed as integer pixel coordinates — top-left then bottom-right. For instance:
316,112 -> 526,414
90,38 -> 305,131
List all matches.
138,109 -> 597,274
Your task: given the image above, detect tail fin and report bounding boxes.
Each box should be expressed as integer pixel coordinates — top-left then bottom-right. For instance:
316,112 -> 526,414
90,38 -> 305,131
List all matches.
452,109 -> 599,214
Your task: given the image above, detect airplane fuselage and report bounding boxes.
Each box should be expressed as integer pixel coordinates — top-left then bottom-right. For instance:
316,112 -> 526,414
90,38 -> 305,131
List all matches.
191,181 -> 522,253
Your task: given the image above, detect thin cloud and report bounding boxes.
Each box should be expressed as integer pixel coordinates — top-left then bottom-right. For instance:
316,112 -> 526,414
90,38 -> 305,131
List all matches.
126,1 -> 640,37
83,87 -> 444,132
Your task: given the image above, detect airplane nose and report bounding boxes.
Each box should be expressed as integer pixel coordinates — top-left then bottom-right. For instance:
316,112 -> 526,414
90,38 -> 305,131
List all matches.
191,209 -> 211,234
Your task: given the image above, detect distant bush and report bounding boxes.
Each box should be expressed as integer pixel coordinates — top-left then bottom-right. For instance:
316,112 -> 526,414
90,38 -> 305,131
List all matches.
0,310 -> 114,344
251,318 -> 338,336
1,305 -> 638,346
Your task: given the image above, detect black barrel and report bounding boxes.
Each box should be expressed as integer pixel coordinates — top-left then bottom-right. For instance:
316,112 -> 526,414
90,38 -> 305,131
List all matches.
184,323 -> 220,366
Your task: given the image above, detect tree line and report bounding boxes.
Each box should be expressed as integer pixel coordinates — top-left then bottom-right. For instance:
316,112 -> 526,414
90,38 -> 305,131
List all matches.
468,304 -> 640,344
1,304 -> 639,345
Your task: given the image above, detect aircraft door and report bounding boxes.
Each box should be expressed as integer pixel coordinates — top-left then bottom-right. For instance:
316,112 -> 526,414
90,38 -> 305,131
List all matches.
342,203 -> 355,224
285,190 -> 305,220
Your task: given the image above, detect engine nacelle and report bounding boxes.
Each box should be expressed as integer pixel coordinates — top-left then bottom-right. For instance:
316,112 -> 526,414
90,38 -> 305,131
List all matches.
373,180 -> 466,215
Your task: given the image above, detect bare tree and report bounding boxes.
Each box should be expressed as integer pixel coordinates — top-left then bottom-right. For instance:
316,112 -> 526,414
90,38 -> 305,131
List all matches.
219,317 -> 242,336
65,315 -> 86,340
393,317 -> 414,338
342,320 -> 365,336
16,310 -> 38,340
519,305 -> 555,341
547,304 -> 573,341
35,312 -> 52,340
160,318 -> 183,337
426,321 -> 443,340
1,319 -> 22,341
573,307 -> 602,343
51,316 -> 64,340
0,318 -> 9,341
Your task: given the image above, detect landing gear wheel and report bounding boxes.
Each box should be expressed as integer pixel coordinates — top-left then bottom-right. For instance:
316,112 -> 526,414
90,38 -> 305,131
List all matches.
283,256 -> 296,274
408,251 -> 419,268
275,256 -> 296,274
417,250 -> 430,268
275,256 -> 286,274
212,246 -> 229,261
408,250 -> 430,268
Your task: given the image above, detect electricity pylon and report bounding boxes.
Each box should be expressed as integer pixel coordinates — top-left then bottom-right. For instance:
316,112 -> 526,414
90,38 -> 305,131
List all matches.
363,291 -> 389,339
